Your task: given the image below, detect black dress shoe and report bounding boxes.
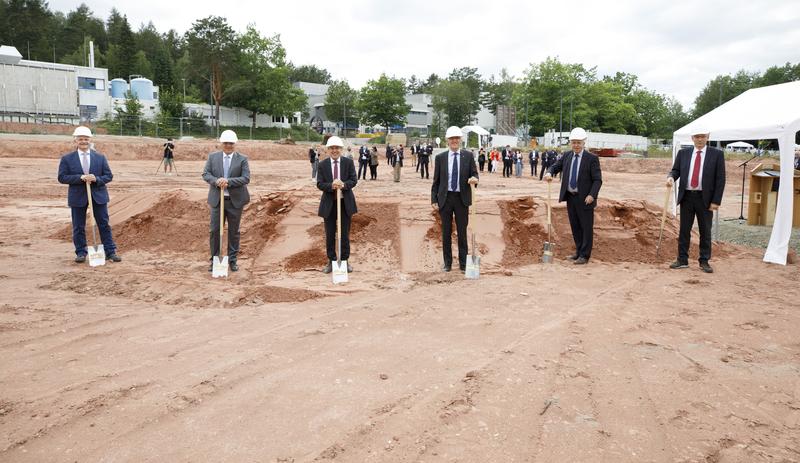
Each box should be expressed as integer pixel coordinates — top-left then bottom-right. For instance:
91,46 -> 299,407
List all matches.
699,262 -> 714,273
74,255 -> 86,263
669,260 -> 689,269
208,263 -> 213,272
106,254 -> 122,262
322,263 -> 332,274
573,257 -> 588,265
567,254 -> 578,260
346,263 -> 353,273
230,262 -> 239,272
442,264 -> 452,272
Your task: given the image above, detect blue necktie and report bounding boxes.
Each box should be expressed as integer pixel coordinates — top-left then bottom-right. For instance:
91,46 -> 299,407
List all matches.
450,153 -> 459,191
569,153 -> 579,190
223,155 -> 231,178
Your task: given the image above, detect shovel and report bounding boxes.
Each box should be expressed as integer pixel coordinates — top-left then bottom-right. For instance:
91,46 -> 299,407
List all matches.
331,188 -> 349,284
656,182 -> 672,259
542,180 -> 554,264
465,183 -> 480,279
84,181 -> 106,267
212,186 -> 228,278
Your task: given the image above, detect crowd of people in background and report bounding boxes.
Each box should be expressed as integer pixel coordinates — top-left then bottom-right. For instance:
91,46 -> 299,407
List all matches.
476,146 -> 564,181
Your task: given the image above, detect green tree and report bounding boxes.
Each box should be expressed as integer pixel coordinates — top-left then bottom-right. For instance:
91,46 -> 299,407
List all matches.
324,80 -> 360,127
0,0 -> 56,61
481,68 -> 516,115
447,67 -> 483,117
105,14 -> 136,79
131,50 -> 153,78
358,74 -> 411,132
115,90 -> 143,130
185,15 -> 240,131
288,64 -> 332,84
158,87 -> 184,118
431,80 -> 474,128
692,70 -> 757,118
756,62 -> 800,87
58,4 -> 106,61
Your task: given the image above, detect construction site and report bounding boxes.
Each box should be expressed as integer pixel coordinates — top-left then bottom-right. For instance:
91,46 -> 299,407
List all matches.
0,133 -> 798,462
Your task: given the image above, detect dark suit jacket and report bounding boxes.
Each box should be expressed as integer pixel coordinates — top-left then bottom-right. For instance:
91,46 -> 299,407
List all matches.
317,156 -> 358,217
431,149 -> 479,209
58,150 -> 113,207
549,150 -> 603,208
202,151 -> 251,209
669,146 -> 725,208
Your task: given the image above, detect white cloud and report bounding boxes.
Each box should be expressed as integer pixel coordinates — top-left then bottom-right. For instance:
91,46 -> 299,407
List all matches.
48,0 -> 800,109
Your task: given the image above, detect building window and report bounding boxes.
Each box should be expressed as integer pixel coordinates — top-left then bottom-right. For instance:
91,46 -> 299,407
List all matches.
78,77 -> 105,90
79,105 -> 98,120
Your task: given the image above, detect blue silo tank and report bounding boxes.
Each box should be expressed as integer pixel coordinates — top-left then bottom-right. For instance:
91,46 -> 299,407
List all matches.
130,77 -> 154,100
110,78 -> 128,98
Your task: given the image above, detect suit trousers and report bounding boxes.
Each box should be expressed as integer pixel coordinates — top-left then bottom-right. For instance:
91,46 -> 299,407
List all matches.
358,161 -> 368,180
419,161 -> 429,178
209,197 -> 243,262
566,193 -> 594,259
369,164 -> 378,180
539,164 -> 547,180
678,190 -> 713,264
324,199 -> 351,261
503,160 -> 512,177
440,192 -> 469,267
71,202 -> 117,256
531,162 -> 538,176
311,161 -> 318,179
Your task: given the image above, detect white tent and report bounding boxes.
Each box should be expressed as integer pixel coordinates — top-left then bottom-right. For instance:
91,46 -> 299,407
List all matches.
725,141 -> 755,150
461,125 -> 490,149
673,81 -> 800,265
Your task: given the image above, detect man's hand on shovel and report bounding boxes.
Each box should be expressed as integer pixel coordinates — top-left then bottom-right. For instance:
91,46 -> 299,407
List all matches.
81,174 -> 96,183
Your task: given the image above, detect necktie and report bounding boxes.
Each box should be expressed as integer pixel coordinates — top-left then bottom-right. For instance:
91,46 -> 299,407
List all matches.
690,150 -> 701,188
333,159 -> 339,180
81,153 -> 89,174
223,155 -> 231,178
450,153 -> 459,191
569,153 -> 579,190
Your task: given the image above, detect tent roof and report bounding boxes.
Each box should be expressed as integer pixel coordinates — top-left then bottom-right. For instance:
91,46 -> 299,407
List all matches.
674,81 -> 800,142
461,125 -> 490,136
725,141 -> 755,148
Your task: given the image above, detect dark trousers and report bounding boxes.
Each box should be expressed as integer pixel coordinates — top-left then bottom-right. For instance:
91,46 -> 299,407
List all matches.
419,161 -> 429,178
209,197 -> 243,262
71,202 -> 117,256
369,164 -> 377,179
358,161 -> 368,180
440,192 -> 469,267
566,193 -> 594,259
479,160 -> 485,171
324,200 -> 351,261
503,160 -> 512,177
678,191 -> 712,264
531,162 -> 538,176
539,164 -> 548,180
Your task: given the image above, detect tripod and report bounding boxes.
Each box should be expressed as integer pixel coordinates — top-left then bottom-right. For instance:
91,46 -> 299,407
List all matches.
731,154 -> 759,221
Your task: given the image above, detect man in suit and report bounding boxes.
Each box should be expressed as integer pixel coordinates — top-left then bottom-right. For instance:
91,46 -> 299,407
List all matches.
391,145 -> 404,182
57,126 -> 122,263
539,149 -> 550,180
317,136 -> 358,273
357,145 -> 370,180
545,128 -> 603,265
202,130 -> 251,272
666,128 -> 725,273
501,145 -> 512,177
529,149 -> 539,176
431,126 -> 479,272
418,143 -> 431,179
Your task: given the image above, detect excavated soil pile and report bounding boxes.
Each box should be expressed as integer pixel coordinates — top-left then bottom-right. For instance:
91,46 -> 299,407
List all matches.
50,190 -> 294,258
283,202 -> 401,272
500,197 -> 734,266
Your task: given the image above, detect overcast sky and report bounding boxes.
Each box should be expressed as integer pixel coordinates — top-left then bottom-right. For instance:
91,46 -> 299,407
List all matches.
49,0 -> 800,109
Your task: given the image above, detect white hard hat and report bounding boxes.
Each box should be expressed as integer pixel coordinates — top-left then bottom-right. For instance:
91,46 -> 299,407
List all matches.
326,136 -> 344,147
690,127 -> 710,136
445,126 -> 463,139
569,127 -> 587,140
219,130 -> 238,143
73,126 -> 93,137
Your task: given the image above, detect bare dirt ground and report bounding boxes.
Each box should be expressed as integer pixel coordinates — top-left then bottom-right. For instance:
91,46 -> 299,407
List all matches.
0,135 -> 798,462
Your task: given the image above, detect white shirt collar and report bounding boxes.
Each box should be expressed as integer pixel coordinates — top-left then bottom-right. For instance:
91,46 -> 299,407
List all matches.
79,149 -> 90,156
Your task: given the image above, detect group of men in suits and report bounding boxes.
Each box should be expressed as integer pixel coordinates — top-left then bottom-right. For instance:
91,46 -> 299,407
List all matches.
58,124 -> 726,276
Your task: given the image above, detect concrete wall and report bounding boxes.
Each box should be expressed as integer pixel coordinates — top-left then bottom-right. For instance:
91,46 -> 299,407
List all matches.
0,62 -> 78,116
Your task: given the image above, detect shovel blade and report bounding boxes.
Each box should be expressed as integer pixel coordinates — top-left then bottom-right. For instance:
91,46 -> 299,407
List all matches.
88,245 -> 106,267
542,242 -> 554,264
465,255 -> 480,279
331,260 -> 348,284
212,256 -> 228,278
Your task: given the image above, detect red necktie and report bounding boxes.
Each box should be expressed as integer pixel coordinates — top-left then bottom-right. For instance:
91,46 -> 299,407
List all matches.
333,160 -> 339,180
690,150 -> 701,189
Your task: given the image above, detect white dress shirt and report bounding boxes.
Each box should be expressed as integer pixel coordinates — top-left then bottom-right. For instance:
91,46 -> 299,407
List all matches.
447,151 -> 460,192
